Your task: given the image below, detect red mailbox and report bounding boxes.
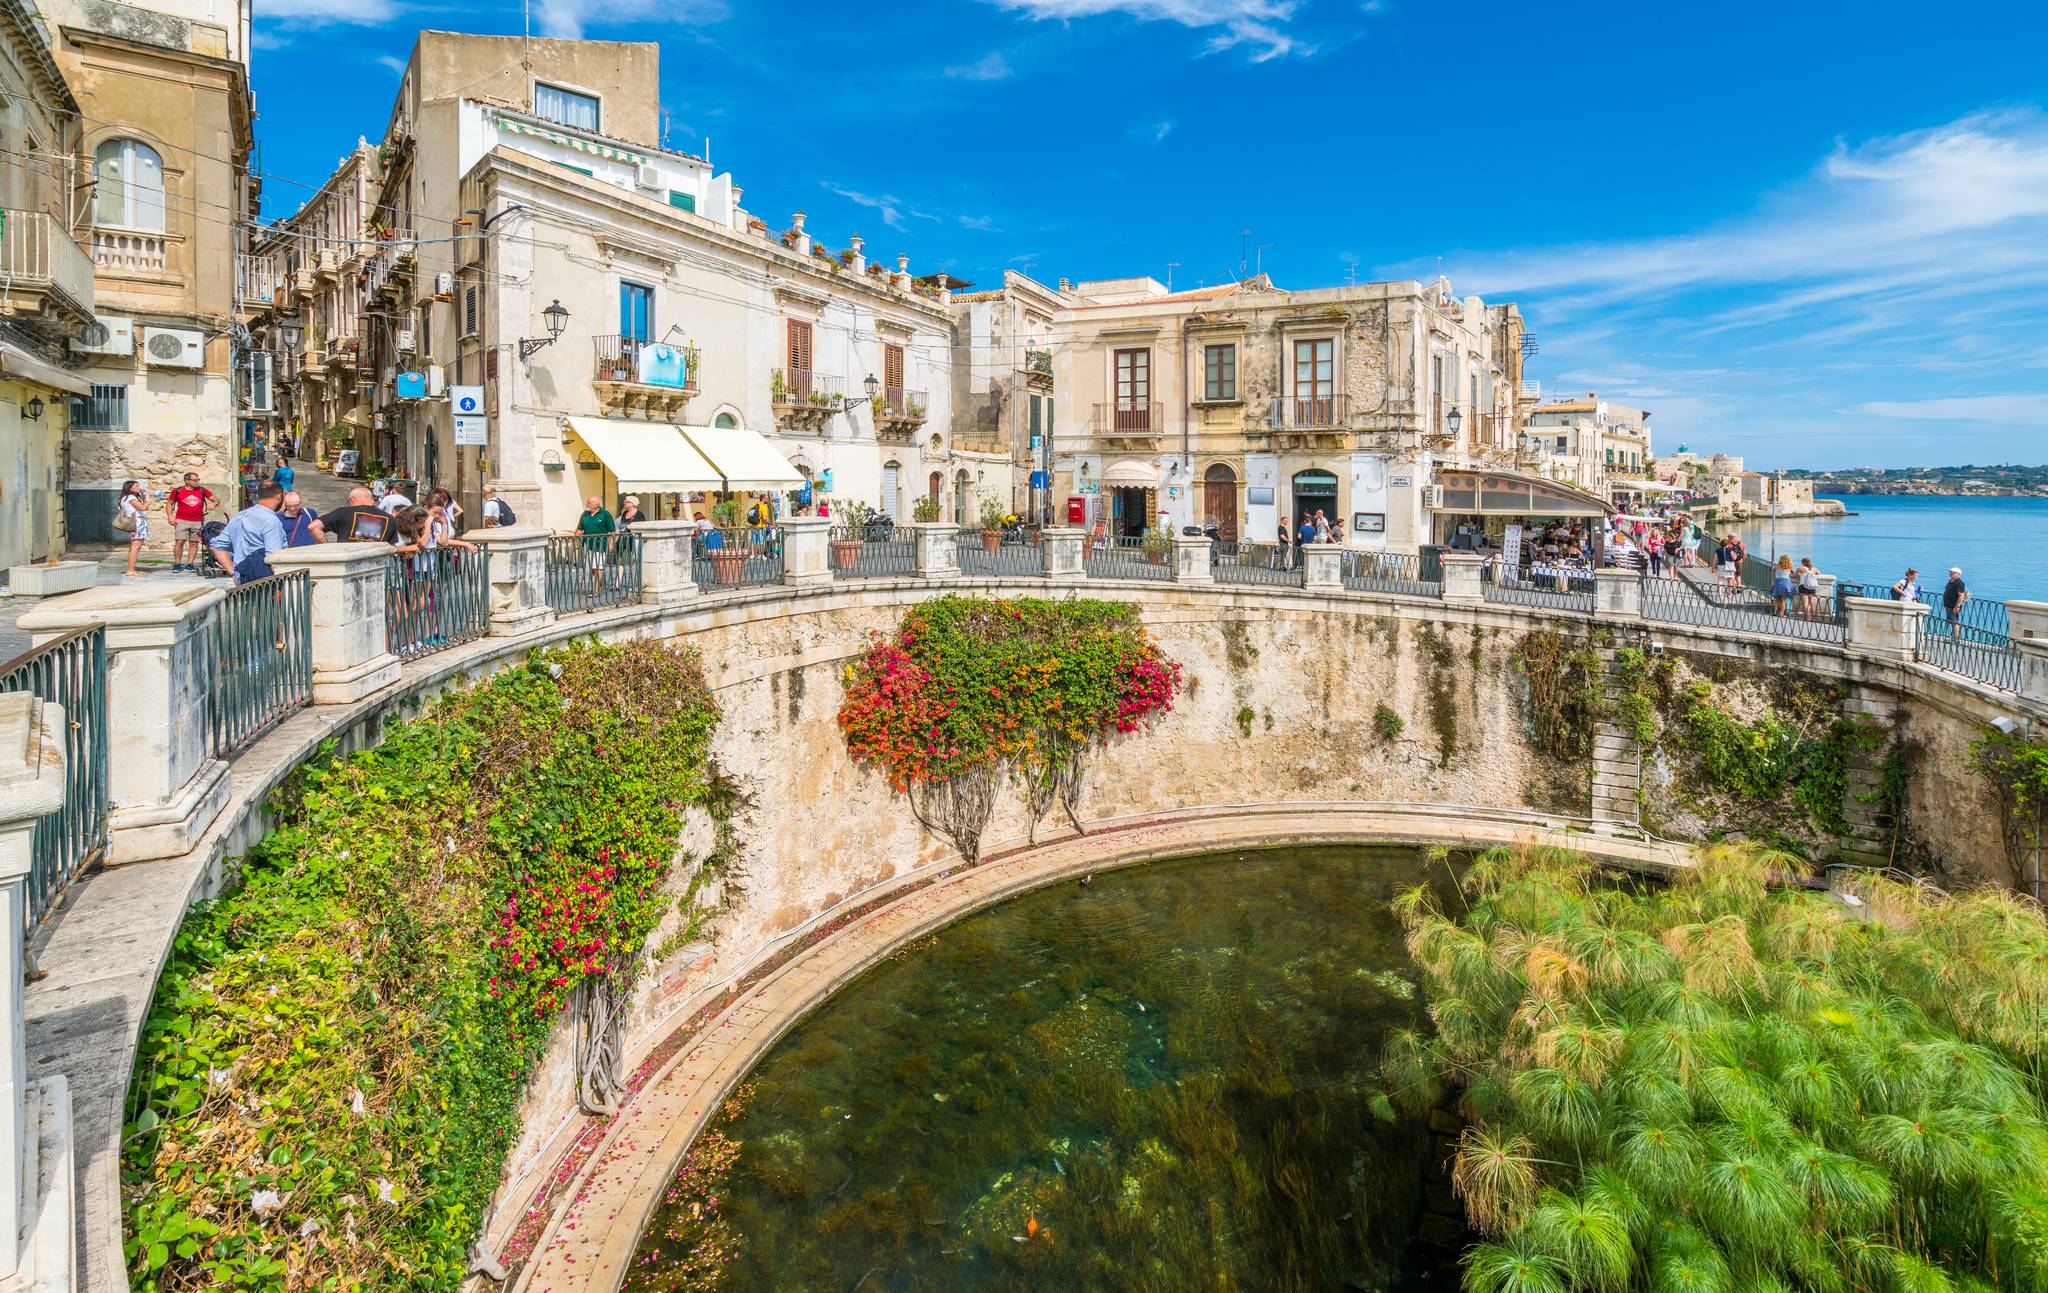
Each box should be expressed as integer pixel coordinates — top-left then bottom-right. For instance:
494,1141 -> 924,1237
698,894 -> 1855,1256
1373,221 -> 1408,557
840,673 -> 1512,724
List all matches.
1066,495 -> 1087,525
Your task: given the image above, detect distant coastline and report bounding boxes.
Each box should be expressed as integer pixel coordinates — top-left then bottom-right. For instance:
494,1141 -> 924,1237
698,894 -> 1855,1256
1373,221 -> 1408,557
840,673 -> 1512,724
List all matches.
1781,464 -> 2048,498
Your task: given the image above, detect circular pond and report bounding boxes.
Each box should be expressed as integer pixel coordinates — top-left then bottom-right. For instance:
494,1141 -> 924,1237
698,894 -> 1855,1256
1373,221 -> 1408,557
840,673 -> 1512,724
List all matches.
623,846 -> 1467,1292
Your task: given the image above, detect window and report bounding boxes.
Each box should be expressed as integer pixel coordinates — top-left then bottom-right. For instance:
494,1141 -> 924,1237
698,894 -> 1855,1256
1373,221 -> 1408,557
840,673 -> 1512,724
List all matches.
1430,353 -> 1445,431
667,190 -> 696,213
93,138 -> 164,231
619,281 -> 653,343
1029,395 -> 1041,438
1113,348 -> 1149,407
713,411 -> 738,429
785,319 -> 814,398
883,342 -> 905,400
1202,343 -> 1237,401
534,82 -> 600,132
418,302 -> 431,357
461,284 -> 479,338
1292,338 -> 1333,425
72,384 -> 128,430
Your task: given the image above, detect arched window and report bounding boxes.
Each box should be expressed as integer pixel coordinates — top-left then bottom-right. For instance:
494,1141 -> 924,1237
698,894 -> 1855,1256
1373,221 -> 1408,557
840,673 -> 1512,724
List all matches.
94,139 -> 164,231
712,411 -> 738,429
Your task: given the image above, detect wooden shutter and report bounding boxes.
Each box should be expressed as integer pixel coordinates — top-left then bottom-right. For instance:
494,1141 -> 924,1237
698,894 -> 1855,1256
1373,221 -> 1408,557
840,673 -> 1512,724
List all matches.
786,319 -> 813,374
884,343 -> 905,393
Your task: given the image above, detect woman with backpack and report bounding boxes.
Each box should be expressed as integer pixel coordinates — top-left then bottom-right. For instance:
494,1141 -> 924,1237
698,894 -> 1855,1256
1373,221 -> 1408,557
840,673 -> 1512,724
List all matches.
1796,558 -> 1822,619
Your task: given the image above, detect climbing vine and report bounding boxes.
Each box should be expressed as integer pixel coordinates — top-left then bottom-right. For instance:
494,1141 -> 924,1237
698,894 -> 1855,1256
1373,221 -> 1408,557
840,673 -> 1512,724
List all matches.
1682,680 -> 1882,835
122,641 -> 724,1292
838,596 -> 1181,864
1513,630 -> 1600,760
1973,727 -> 2048,893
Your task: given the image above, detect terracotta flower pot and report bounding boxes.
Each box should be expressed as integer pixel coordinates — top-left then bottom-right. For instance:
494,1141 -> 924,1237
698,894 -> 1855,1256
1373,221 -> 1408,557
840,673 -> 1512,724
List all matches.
980,530 -> 1003,553
830,537 -> 864,571
709,550 -> 748,587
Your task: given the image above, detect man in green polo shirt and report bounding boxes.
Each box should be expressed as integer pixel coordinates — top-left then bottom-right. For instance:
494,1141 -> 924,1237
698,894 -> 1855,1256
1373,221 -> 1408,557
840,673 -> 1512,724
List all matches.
578,496 -> 616,597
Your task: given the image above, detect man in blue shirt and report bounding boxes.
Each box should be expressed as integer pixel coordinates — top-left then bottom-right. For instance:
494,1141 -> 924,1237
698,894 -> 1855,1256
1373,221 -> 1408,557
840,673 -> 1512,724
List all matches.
211,482 -> 288,584
1295,515 -> 1318,567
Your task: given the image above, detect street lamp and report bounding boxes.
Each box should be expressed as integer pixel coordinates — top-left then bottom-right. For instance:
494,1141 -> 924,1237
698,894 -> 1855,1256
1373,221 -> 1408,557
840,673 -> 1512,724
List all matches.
520,299 -> 570,359
24,397 -> 43,421
1445,405 -> 1463,438
841,373 -> 882,411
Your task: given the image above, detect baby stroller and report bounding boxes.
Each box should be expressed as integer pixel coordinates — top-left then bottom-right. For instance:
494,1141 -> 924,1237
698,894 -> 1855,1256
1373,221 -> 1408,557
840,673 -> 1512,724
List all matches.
196,519 -> 232,579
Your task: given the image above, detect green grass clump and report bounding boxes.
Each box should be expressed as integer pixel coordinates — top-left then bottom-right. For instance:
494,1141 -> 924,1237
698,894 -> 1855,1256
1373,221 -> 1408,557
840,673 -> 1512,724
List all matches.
1387,843 -> 2048,1293
123,640 -> 722,1291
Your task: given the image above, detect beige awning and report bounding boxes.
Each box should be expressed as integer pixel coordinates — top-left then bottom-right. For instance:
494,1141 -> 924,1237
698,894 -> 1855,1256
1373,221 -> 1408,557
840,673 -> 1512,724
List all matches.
564,417 -> 724,491
0,342 -> 89,395
339,403 -> 372,430
1436,469 -> 1610,518
675,424 -> 805,491
1100,459 -> 1159,487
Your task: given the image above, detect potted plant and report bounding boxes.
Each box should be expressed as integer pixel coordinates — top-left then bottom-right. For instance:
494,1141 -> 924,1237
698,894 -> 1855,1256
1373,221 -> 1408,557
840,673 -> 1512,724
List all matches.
1142,527 -> 1171,565
707,497 -> 749,586
832,500 -> 872,571
912,495 -> 941,524
977,494 -> 1007,552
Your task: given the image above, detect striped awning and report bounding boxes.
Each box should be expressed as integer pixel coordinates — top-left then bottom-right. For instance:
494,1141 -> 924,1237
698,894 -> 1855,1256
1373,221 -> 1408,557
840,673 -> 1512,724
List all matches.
497,117 -> 650,166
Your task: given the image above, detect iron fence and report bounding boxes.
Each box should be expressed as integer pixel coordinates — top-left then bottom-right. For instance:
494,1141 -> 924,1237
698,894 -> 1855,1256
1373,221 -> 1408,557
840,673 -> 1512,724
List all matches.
385,549 -> 491,662
828,524 -> 913,579
1338,549 -> 1440,597
1481,558 -> 1595,612
1082,534 -> 1172,581
957,529 -> 1042,577
1213,540 -> 1300,587
0,627 -> 107,929
1917,615 -> 2023,693
546,532 -> 644,613
1641,574 -> 1846,645
205,570 -> 313,757
693,527 -> 785,589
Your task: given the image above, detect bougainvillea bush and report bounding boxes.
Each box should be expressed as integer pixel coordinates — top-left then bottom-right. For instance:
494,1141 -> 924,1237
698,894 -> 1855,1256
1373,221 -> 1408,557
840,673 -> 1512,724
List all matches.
123,640 -> 721,1291
838,595 -> 1181,863
1384,843 -> 2048,1293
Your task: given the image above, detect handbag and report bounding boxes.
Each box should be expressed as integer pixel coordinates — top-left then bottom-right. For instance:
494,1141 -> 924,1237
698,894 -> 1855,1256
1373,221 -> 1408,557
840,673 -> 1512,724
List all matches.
113,505 -> 137,534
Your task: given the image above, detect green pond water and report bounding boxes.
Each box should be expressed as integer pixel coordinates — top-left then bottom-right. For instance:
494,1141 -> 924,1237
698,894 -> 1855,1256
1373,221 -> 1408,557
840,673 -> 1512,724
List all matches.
623,846 -> 1467,1293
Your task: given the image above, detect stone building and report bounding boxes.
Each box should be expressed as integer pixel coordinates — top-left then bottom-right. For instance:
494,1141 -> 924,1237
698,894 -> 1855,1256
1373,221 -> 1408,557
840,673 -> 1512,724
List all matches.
1529,393 -> 1654,484
43,0 -> 254,544
0,0 -> 96,569
1046,272 -> 1551,553
947,269 -> 1059,522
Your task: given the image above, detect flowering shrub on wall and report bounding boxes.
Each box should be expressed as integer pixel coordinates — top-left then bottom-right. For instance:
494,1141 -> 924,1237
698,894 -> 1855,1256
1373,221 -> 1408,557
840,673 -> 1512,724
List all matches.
122,640 -> 722,1291
838,595 -> 1181,863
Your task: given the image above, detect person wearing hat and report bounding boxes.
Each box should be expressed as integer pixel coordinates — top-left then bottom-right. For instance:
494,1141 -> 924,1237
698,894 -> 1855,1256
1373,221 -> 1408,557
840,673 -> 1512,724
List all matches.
1941,566 -> 1969,635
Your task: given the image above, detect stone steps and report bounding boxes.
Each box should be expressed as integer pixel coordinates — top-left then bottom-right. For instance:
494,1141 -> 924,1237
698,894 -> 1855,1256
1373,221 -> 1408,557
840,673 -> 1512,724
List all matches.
1590,636 -> 1648,830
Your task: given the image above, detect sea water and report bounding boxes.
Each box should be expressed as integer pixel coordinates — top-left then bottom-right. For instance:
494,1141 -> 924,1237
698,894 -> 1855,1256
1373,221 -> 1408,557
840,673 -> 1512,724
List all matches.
1738,494 -> 2048,603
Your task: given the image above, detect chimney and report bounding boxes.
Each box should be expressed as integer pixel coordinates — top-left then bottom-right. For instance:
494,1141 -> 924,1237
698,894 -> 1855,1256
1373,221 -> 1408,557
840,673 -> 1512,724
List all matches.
1058,277 -> 1071,292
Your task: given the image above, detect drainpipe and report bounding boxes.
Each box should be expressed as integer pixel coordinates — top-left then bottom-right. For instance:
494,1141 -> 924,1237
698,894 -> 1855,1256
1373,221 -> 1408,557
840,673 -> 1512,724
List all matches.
1180,315 -> 1196,525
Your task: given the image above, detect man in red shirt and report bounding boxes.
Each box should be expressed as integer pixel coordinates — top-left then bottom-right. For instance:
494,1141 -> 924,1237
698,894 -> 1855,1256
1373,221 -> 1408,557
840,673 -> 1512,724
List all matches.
166,472 -> 215,573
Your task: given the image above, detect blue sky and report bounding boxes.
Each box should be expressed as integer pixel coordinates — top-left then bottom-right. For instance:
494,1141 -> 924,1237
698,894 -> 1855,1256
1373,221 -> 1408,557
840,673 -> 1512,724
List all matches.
251,0 -> 2048,470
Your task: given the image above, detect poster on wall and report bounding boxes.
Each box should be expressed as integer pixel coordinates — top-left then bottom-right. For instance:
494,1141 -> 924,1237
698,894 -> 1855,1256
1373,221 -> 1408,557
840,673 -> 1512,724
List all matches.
1354,512 -> 1385,533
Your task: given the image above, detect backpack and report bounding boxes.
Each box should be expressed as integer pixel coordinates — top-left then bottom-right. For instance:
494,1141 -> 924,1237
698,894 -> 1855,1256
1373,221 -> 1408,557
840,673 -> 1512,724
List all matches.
495,501 -> 517,526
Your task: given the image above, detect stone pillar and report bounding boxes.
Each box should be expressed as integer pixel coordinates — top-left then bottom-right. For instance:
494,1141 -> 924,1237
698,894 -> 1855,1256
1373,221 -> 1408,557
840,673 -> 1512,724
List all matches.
2009,601 -> 2048,705
632,521 -> 700,606
16,584 -> 230,864
1301,545 -> 1342,592
1595,568 -> 1644,620
1815,573 -> 1837,607
914,522 -> 958,582
1040,528 -> 1085,581
1171,532 -> 1213,585
468,526 -> 554,636
780,516 -> 834,589
1843,595 -> 1926,663
267,544 -> 404,704
1439,551 -> 1484,606
0,694 -> 64,1280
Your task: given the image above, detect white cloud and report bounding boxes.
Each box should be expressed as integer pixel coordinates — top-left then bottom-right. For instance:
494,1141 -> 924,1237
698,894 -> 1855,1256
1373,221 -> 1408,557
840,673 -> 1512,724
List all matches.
1858,395 -> 2048,426
1127,119 -> 1174,144
825,184 -> 937,233
959,214 -> 995,231
255,0 -> 397,24
536,0 -> 726,39
945,52 -> 1013,81
374,53 -> 406,74
991,0 -> 1306,60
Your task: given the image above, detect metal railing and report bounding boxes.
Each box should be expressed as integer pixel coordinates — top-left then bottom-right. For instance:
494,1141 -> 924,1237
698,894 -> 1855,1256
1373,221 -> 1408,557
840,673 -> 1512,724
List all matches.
1481,558 -> 1595,612
1213,541 -> 1300,587
1917,616 -> 2023,693
204,571 -> 313,757
877,386 -> 927,421
0,208 -> 94,322
1279,394 -> 1348,429
693,527 -> 784,589
593,335 -> 700,389
770,368 -> 841,407
385,549 -> 490,662
1082,534 -> 1172,581
545,532 -> 644,613
69,385 -> 127,431
1090,402 -> 1161,438
1642,574 -> 1845,645
0,628 -> 108,930
1339,549 -> 1441,597
957,529 -> 1041,577
1025,348 -> 1053,378
828,524 -> 913,579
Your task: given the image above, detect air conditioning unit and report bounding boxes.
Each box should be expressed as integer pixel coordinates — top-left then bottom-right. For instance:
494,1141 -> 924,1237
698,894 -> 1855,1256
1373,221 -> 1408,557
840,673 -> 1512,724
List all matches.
434,272 -> 455,299
426,364 -> 446,397
1422,484 -> 1445,510
142,326 -> 205,369
635,163 -> 662,190
396,328 -> 416,353
71,314 -> 135,357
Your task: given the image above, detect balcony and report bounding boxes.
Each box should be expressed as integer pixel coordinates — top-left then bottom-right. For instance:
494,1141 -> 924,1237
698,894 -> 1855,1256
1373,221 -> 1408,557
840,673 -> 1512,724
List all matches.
873,386 -> 928,441
593,336 -> 700,420
292,265 -> 317,298
91,229 -> 166,275
1271,393 -> 1353,451
771,367 -> 842,432
0,210 -> 95,336
323,336 -> 360,369
1091,401 -> 1162,451
1024,348 -> 1053,391
313,246 -> 342,281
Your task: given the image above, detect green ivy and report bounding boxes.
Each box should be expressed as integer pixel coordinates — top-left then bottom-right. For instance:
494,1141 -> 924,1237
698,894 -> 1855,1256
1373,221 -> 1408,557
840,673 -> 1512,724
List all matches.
1973,727 -> 2048,891
1514,630 -> 1599,760
1373,704 -> 1405,743
122,640 -> 722,1291
1683,683 -> 1882,835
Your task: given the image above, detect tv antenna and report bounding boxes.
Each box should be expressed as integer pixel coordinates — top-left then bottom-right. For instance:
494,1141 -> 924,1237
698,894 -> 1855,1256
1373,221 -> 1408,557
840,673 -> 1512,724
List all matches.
1255,242 -> 1275,278
1166,261 -> 1180,292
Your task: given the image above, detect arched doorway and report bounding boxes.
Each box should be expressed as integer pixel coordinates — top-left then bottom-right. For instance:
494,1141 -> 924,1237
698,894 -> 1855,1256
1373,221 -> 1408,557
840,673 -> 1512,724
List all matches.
1291,469 -> 1338,536
953,469 -> 972,526
1203,464 -> 1237,542
882,460 -> 902,521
